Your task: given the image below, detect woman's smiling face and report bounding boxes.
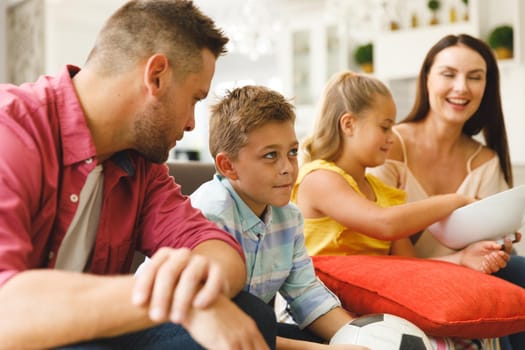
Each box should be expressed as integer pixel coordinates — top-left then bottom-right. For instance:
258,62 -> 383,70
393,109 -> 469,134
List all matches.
426,45 -> 487,125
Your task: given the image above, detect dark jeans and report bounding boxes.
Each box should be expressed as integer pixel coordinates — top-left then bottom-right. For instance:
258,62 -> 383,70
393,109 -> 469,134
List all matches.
277,322 -> 324,343
494,254 -> 525,350
57,291 -> 276,350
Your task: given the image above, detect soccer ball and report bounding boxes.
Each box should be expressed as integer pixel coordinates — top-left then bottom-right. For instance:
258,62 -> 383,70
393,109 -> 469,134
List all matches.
330,313 -> 434,350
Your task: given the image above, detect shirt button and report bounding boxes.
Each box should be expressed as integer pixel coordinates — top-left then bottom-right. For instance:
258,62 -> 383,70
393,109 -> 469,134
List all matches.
85,158 -> 93,164
70,194 -> 79,203
48,251 -> 54,260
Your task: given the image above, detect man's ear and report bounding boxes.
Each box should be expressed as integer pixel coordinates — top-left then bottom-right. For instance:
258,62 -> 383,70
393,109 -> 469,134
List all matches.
215,152 -> 239,180
144,53 -> 170,96
340,112 -> 357,136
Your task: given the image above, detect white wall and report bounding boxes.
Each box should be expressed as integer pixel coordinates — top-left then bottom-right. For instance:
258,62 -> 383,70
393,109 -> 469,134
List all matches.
44,0 -> 126,75
499,65 -> 525,165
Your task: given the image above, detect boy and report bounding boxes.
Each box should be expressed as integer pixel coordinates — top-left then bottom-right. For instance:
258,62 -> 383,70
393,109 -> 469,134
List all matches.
190,86 -> 368,349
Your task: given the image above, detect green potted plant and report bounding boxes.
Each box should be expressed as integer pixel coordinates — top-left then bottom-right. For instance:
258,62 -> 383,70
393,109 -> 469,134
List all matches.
354,43 -> 373,73
462,0 -> 469,21
427,0 -> 440,25
488,25 -> 514,59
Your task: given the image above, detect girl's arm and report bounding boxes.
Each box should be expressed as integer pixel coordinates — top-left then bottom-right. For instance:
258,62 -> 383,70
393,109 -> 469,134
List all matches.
297,169 -> 472,241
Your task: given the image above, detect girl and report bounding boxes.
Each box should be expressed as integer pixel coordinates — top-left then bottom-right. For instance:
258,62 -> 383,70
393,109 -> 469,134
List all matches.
295,71 -> 509,273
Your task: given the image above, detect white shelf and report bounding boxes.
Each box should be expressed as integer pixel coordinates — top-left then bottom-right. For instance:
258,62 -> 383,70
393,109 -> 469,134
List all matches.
477,0 -> 523,64
374,0 -> 522,82
375,22 -> 478,81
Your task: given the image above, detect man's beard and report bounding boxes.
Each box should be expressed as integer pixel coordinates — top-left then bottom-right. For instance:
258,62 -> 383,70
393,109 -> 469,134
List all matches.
133,102 -> 173,164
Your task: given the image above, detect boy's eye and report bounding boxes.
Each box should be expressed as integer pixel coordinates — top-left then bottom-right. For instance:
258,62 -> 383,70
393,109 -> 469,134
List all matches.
263,151 -> 277,159
288,148 -> 298,157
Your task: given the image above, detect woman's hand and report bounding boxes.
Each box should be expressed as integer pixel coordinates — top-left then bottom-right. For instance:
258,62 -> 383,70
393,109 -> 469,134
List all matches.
459,241 -> 510,274
501,232 -> 522,254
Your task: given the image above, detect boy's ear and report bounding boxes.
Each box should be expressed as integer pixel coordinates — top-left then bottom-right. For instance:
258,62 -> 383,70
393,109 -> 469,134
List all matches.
215,152 -> 239,180
340,112 -> 357,136
144,53 -> 170,97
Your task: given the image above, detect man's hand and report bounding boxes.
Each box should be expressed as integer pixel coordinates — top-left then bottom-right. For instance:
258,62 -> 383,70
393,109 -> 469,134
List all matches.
182,294 -> 270,350
132,247 -> 225,323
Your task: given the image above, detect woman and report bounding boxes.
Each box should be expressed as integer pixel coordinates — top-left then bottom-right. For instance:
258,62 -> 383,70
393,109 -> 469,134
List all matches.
370,33 -> 525,350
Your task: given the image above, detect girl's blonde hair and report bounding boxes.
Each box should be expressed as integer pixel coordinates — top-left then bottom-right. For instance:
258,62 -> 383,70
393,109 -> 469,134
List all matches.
302,71 -> 392,163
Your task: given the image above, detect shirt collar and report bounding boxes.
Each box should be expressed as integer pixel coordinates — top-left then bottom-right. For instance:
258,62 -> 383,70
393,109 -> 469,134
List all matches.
112,151 -> 135,176
54,65 -> 97,166
217,174 -> 272,234
53,66 -> 136,178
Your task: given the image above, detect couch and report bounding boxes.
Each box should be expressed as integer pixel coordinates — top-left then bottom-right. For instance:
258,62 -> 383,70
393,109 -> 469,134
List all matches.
166,160 -> 216,195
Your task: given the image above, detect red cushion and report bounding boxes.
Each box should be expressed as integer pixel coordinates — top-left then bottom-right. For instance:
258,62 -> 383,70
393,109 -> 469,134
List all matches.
313,255 -> 525,338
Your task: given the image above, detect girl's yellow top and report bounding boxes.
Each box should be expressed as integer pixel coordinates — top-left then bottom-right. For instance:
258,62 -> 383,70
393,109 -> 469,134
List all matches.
292,159 -> 406,256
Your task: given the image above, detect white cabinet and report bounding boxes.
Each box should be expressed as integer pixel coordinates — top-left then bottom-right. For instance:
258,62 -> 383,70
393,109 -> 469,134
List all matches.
280,11 -> 351,139
283,22 -> 349,107
290,28 -> 313,106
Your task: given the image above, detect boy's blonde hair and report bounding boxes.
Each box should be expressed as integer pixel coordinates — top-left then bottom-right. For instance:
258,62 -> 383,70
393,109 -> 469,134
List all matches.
209,85 -> 295,160
302,71 -> 392,163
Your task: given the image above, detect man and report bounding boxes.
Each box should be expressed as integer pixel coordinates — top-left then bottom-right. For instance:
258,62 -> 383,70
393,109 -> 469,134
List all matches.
0,1 -> 274,349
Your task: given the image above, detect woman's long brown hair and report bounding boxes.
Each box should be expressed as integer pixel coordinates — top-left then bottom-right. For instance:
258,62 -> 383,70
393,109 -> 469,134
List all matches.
401,34 -> 513,187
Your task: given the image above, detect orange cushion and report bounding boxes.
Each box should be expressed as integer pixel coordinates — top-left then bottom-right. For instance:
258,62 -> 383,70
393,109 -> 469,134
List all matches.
313,255 -> 525,338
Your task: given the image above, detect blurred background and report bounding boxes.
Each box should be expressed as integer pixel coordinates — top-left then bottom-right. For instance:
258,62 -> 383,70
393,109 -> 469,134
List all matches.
0,0 -> 524,173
